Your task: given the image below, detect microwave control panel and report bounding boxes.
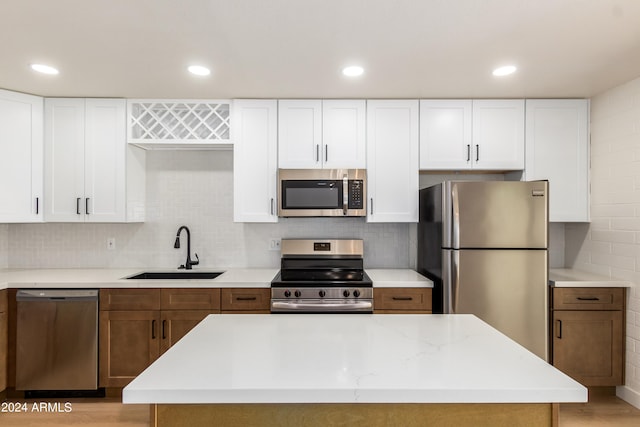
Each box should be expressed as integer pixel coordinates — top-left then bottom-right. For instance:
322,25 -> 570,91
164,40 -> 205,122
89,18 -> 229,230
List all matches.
348,180 -> 364,209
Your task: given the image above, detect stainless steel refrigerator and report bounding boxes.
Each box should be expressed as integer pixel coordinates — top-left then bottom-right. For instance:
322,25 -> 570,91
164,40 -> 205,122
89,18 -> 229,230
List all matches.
418,180 -> 549,360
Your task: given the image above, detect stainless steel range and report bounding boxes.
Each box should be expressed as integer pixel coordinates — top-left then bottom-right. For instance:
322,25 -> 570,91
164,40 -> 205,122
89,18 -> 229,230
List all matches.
270,239 -> 373,313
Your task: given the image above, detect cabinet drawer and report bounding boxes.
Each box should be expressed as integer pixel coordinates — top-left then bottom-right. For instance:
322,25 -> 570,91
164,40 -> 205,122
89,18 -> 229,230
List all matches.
221,288 -> 270,311
100,289 -> 161,311
374,288 -> 432,311
552,288 -> 624,310
0,289 -> 7,312
160,288 -> 221,311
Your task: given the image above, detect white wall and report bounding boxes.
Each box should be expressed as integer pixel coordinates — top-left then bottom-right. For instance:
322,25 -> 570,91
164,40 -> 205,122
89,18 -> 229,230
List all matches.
0,224 -> 7,268
565,75 -> 640,407
7,151 -> 410,269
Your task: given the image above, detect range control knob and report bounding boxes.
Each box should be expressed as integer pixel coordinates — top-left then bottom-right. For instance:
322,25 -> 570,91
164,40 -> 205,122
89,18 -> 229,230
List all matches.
343,290 -> 351,297
353,289 -> 361,298
284,290 -> 291,298
294,290 -> 302,298
319,290 -> 326,298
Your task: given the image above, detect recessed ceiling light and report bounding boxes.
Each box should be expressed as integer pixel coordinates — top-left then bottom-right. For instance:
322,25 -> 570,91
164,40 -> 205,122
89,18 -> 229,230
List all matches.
342,66 -> 364,77
188,65 -> 211,76
492,65 -> 517,77
30,63 -> 59,75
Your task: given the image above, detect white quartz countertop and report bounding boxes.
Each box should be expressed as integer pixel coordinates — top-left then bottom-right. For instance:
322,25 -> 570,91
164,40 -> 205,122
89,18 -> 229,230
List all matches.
0,268 -> 429,290
366,269 -> 433,287
549,268 -> 632,288
123,314 -> 586,405
0,268 -> 278,290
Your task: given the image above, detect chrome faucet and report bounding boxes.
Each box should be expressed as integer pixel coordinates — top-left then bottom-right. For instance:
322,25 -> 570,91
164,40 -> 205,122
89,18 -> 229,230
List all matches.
174,226 -> 199,270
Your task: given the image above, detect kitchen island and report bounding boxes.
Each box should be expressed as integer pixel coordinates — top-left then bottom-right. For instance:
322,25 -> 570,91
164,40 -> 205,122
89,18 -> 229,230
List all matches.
123,314 -> 586,427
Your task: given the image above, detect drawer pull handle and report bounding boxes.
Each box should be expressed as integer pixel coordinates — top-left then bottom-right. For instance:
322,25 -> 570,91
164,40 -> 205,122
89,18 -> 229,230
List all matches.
151,319 -> 157,339
392,297 -> 413,301
236,296 -> 257,301
556,320 -> 562,339
162,320 -> 167,340
576,297 -> 599,301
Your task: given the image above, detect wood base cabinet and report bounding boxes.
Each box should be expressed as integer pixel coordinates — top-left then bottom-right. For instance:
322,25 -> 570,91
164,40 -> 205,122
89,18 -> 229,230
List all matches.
99,288 -> 220,387
373,288 -> 432,313
551,287 -> 625,386
99,310 -> 160,387
0,290 -> 7,392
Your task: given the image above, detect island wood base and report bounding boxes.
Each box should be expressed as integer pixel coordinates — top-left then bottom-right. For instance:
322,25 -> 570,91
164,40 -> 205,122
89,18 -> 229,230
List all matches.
152,402 -> 559,427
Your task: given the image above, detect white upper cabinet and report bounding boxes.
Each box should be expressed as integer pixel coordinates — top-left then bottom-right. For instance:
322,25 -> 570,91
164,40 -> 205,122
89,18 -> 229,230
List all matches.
278,100 -> 365,169
471,99 -> 525,170
233,100 -> 278,223
322,100 -> 366,169
419,100 -> 472,170
420,99 -> 524,171
525,99 -> 589,222
45,98 -> 145,223
0,89 -> 43,223
367,100 -> 419,223
278,100 -> 322,168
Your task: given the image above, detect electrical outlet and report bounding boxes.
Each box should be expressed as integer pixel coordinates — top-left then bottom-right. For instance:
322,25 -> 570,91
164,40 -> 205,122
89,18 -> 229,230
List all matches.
269,238 -> 281,251
107,238 -> 116,250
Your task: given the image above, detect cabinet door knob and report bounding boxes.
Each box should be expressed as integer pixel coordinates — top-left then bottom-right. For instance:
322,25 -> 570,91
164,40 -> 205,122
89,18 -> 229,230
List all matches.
162,320 -> 166,340
556,319 -> 562,339
151,319 -> 157,339
476,144 -> 479,162
85,198 -> 90,215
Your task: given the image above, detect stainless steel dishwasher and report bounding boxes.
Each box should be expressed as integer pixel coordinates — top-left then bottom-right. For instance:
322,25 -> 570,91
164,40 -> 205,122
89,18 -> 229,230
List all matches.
16,289 -> 99,391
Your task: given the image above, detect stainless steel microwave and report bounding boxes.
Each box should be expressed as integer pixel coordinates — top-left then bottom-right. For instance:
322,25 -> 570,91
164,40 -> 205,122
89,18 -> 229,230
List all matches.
277,169 -> 366,217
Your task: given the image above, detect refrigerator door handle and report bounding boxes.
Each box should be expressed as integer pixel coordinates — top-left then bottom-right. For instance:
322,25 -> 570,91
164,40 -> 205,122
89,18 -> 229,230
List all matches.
451,183 -> 460,248
442,250 -> 459,313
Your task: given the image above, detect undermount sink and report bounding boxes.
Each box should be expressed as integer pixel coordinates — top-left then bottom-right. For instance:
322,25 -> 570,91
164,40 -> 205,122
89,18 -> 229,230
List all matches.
126,271 -> 224,280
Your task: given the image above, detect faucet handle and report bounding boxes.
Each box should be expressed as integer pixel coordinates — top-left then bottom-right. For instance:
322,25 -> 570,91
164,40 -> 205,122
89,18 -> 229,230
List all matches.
192,253 -> 200,266
178,264 -> 186,270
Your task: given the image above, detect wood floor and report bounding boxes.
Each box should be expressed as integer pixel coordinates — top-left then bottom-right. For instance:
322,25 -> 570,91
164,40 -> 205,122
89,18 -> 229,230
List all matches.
0,393 -> 639,426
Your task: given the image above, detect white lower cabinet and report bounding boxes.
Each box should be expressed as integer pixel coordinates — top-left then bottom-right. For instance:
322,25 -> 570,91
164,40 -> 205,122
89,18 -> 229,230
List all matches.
0,90 -> 44,222
233,100 -> 278,222
366,100 -> 419,222
525,99 -> 589,222
44,98 -> 144,223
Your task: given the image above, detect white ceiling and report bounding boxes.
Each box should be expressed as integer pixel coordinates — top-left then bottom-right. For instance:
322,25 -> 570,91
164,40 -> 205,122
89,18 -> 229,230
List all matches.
2,0 -> 640,99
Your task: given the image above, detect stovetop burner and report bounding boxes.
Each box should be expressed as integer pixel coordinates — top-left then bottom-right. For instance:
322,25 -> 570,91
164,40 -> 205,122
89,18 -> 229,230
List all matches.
270,270 -> 373,288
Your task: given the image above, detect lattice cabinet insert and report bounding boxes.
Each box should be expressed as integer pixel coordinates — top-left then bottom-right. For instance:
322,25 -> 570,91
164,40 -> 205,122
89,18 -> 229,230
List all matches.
127,100 -> 232,149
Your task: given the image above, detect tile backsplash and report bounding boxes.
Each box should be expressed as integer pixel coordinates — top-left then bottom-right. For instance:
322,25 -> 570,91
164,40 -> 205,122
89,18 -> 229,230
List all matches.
7,151 -> 410,269
0,224 -> 8,268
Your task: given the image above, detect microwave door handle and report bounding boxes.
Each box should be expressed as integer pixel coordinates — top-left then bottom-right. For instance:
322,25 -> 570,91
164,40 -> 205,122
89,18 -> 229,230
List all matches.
343,174 -> 348,215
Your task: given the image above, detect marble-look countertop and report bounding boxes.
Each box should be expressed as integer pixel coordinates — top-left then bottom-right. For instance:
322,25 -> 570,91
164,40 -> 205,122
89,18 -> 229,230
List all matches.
123,314 -> 586,405
549,268 -> 632,288
366,269 -> 433,288
0,268 -> 431,290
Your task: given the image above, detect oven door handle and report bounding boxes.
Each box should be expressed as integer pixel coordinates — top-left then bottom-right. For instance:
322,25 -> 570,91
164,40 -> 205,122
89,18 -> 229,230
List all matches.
271,300 -> 373,312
